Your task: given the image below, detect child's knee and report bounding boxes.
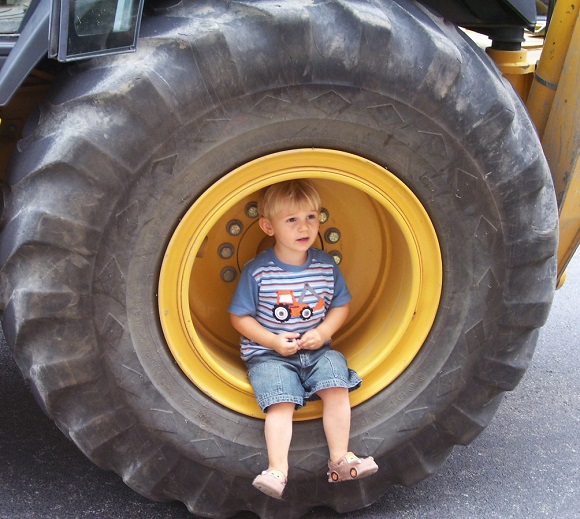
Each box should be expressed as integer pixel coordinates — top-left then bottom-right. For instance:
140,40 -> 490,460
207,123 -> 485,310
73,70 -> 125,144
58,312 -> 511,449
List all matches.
267,401 -> 296,413
317,386 -> 348,400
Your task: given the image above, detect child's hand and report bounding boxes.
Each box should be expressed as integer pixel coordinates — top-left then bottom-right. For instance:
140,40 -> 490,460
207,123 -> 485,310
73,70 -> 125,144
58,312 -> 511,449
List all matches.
297,329 -> 325,350
271,332 -> 301,356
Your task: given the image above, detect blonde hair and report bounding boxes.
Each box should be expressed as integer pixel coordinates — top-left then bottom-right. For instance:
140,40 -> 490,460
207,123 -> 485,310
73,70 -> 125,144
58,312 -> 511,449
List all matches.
259,179 -> 321,219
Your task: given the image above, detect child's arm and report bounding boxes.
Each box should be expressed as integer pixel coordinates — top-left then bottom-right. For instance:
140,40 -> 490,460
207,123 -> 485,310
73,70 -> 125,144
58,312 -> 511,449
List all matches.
298,303 -> 350,350
230,314 -> 301,357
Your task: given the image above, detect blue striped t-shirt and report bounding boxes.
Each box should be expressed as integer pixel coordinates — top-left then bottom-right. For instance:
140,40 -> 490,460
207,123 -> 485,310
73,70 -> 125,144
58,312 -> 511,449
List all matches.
228,247 -> 351,361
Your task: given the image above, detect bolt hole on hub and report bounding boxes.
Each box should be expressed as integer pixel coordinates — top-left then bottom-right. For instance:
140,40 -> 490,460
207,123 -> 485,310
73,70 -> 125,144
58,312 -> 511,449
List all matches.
159,149 -> 442,420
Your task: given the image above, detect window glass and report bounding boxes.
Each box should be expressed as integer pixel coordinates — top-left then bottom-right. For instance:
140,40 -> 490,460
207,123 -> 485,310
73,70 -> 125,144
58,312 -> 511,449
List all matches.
51,0 -> 144,61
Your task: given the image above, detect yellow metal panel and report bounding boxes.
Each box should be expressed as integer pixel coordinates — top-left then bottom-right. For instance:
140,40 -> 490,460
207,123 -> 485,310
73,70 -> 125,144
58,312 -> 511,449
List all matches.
527,0 -> 578,139
485,47 -> 535,100
557,172 -> 580,275
541,5 -> 580,278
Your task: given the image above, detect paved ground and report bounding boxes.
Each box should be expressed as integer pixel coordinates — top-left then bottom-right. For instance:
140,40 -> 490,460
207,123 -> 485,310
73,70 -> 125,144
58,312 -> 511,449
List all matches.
1,254 -> 579,519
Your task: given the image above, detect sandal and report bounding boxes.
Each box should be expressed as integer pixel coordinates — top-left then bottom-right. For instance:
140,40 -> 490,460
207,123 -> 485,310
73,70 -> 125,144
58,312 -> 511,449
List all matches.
327,452 -> 378,483
252,469 -> 287,499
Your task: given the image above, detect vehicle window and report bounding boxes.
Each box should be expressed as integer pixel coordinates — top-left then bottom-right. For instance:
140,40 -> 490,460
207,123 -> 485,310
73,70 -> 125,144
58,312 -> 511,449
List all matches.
51,0 -> 145,61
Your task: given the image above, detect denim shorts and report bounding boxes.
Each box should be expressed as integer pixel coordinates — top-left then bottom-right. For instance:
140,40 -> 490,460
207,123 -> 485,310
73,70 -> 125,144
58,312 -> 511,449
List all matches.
245,345 -> 362,412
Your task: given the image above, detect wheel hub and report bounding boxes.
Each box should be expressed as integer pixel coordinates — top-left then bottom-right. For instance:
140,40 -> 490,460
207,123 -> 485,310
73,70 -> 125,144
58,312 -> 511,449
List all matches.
158,149 -> 442,420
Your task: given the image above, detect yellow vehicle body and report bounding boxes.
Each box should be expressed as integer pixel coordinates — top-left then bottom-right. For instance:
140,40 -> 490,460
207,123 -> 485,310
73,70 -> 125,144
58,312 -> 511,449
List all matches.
487,0 -> 580,282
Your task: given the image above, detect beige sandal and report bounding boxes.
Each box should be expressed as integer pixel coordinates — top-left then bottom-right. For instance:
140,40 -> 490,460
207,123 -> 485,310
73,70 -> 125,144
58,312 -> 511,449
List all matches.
327,452 -> 378,483
252,469 -> 287,499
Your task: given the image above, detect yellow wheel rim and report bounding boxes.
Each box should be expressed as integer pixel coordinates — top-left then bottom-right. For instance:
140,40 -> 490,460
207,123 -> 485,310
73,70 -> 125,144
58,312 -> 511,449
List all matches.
159,149 -> 442,420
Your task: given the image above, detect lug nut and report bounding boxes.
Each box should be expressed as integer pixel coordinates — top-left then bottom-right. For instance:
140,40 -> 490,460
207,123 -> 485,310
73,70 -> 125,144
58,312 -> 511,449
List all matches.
319,208 -> 329,224
221,267 -> 237,283
245,202 -> 259,219
218,243 -> 235,259
227,219 -> 243,236
324,228 -> 341,244
329,250 -> 343,265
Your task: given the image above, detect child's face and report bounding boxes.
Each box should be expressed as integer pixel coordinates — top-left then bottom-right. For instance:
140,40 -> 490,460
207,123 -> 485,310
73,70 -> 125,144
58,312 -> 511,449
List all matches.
259,202 -> 320,264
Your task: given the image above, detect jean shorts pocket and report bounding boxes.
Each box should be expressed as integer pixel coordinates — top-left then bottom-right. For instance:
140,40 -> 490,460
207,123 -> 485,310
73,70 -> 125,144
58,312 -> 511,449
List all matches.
323,350 -> 350,382
247,361 -> 284,399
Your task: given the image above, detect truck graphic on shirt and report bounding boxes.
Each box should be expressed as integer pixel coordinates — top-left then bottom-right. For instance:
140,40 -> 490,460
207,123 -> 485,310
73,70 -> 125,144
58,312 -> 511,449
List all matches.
272,284 -> 325,322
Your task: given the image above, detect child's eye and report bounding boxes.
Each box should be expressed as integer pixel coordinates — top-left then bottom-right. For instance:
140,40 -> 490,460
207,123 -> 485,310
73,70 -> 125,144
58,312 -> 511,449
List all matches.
307,213 -> 318,220
287,217 -> 296,223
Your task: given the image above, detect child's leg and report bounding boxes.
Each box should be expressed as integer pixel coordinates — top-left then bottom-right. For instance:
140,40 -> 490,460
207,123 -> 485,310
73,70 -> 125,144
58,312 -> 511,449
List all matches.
319,386 -> 379,483
264,401 -> 295,475
317,387 -> 351,463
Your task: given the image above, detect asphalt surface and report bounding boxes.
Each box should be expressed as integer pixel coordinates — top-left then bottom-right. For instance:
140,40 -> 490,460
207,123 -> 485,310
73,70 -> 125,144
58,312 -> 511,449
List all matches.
1,254 -> 579,519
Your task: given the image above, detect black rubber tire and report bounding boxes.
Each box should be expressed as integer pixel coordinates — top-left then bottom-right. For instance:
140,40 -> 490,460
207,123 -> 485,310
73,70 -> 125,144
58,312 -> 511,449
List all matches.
0,1 -> 558,517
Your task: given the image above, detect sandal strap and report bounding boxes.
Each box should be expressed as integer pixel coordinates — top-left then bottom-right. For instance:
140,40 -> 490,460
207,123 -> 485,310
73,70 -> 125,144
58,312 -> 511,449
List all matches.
261,469 -> 287,482
253,469 -> 287,500
327,453 -> 378,482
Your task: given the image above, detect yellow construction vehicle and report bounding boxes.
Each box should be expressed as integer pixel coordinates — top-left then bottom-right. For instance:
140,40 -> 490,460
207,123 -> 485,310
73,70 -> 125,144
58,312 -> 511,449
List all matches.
0,0 -> 577,517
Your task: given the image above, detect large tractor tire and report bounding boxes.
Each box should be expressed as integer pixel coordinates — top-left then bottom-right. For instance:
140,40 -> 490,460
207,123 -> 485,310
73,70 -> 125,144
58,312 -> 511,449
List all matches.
0,0 -> 557,517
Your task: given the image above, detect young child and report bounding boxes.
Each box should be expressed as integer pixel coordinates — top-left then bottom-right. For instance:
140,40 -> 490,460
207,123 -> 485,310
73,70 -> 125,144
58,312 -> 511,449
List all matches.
228,179 -> 378,500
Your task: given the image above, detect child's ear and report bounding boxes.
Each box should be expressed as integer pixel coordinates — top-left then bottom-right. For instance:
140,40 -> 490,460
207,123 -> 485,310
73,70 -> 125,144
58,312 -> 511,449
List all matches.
259,217 -> 275,236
